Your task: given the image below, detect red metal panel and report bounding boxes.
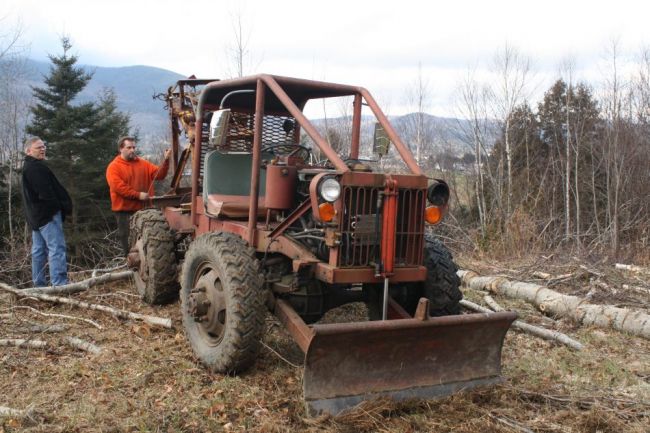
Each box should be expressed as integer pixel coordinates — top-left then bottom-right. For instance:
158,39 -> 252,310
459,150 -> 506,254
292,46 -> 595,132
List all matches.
162,208 -> 194,233
380,178 -> 398,276
315,264 -> 427,284
265,165 -> 297,209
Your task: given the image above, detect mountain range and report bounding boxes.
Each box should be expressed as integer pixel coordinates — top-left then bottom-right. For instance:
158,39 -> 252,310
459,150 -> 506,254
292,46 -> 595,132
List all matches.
19,58 -> 186,138
17,59 -> 484,155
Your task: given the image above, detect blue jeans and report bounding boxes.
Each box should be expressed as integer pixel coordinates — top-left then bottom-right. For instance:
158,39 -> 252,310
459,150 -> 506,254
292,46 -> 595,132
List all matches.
32,211 -> 69,287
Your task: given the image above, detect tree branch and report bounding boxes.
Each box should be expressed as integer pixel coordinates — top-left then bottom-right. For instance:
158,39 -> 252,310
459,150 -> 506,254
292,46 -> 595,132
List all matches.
0,282 -> 172,328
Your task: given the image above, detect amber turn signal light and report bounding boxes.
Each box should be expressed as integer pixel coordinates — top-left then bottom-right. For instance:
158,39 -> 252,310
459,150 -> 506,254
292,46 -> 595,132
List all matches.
319,202 -> 336,222
425,206 -> 443,224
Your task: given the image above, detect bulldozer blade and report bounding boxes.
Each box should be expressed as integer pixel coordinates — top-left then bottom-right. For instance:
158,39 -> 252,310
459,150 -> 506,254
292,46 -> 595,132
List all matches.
303,310 -> 517,416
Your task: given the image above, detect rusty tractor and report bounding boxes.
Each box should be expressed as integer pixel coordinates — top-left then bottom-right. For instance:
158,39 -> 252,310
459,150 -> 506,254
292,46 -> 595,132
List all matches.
127,74 -> 517,415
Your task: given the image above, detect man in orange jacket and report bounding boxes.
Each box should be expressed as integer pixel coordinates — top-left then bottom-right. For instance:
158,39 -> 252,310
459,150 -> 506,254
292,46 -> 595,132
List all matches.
106,136 -> 171,256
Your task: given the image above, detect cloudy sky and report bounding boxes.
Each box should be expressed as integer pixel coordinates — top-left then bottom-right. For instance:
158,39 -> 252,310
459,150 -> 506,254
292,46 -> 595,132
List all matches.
3,0 -> 650,117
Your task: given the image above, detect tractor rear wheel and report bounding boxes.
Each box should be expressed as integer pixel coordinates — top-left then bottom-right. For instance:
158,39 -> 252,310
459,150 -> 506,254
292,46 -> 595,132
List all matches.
129,209 -> 179,304
180,232 -> 266,374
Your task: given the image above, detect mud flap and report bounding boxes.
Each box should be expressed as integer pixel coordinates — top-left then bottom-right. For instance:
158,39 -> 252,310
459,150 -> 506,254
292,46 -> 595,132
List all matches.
303,310 -> 517,416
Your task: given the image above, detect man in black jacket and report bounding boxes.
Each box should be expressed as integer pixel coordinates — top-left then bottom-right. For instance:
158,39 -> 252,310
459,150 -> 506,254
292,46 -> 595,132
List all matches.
22,137 -> 72,287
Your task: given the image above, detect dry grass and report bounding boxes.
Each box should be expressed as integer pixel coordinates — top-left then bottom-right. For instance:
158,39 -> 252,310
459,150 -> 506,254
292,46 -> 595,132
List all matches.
0,258 -> 648,432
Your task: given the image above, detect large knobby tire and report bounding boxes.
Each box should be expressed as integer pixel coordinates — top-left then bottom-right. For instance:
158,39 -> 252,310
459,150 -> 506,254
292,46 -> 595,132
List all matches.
180,232 -> 266,374
365,235 -> 462,319
422,235 -> 462,316
129,209 -> 179,304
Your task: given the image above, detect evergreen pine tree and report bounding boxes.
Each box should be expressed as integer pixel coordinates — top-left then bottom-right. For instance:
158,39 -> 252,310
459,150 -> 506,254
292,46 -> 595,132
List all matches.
25,37 -> 131,263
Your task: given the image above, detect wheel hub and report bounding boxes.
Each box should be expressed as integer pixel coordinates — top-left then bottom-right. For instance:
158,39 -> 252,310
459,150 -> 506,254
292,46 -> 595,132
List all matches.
131,238 -> 148,297
188,287 -> 211,321
189,268 -> 227,341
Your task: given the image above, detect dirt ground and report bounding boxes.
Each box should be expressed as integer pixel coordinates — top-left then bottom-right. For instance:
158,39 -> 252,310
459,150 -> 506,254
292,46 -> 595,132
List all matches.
1,256 -> 648,433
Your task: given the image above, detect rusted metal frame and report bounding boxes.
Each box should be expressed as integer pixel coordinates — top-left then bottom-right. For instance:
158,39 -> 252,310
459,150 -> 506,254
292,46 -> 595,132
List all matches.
247,79 -> 265,246
274,299 -> 314,353
191,90 -> 207,226
268,199 -> 312,240
387,297 -> 411,319
178,78 -> 218,87
308,172 -> 333,223
315,264 -> 427,284
260,75 -> 350,172
275,296 -> 411,356
340,171 -> 427,189
271,75 -> 361,94
150,194 -> 184,209
168,147 -> 191,193
256,231 -> 321,273
380,178 -> 398,276
350,94 -> 362,159
359,88 -> 422,175
163,207 -> 194,232
170,100 -> 181,175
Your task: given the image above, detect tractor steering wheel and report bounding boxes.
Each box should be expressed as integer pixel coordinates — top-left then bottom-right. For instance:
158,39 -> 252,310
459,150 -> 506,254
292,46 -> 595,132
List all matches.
261,144 -> 311,161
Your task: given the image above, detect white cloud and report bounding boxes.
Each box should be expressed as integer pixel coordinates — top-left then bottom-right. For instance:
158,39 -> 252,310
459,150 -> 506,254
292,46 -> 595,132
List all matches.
4,0 -> 650,116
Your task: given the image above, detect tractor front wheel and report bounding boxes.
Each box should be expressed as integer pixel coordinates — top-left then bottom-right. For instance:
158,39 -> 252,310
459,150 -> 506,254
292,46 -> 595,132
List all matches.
180,232 -> 266,374
422,235 -> 462,316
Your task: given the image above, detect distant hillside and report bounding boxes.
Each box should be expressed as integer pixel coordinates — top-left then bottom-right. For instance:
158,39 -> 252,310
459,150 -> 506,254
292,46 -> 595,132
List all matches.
21,59 -> 185,138
19,60 -> 494,155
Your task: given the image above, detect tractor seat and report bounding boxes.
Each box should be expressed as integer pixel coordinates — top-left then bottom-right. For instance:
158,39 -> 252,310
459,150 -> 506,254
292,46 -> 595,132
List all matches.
202,150 -> 269,219
205,194 -> 267,219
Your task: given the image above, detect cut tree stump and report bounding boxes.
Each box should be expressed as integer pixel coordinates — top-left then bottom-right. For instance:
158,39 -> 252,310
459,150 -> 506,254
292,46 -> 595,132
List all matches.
458,269 -> 650,340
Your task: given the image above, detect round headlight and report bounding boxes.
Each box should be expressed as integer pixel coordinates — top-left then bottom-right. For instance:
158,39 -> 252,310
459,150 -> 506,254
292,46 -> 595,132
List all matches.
319,178 -> 341,202
427,180 -> 450,206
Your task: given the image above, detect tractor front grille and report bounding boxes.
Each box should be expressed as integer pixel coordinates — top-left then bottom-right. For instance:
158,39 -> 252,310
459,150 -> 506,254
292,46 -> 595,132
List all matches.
338,186 -> 426,268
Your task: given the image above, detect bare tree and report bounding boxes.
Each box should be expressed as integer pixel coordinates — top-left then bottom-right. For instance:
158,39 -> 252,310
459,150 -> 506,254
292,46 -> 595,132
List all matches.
404,62 -> 432,165
222,6 -> 260,78
454,67 -> 495,234
0,15 -> 29,248
489,43 -> 532,218
600,39 -> 626,256
559,57 -> 575,244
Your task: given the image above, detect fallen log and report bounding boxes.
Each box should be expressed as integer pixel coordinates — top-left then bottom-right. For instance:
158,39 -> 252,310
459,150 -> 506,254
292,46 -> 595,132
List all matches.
22,270 -> 133,295
0,406 -> 24,418
0,405 -> 30,418
458,270 -> 650,340
622,284 -> 650,296
10,305 -> 103,329
0,282 -> 172,329
64,336 -> 102,355
615,263 -> 649,274
17,324 -> 69,334
0,338 -> 48,349
460,299 -> 584,351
